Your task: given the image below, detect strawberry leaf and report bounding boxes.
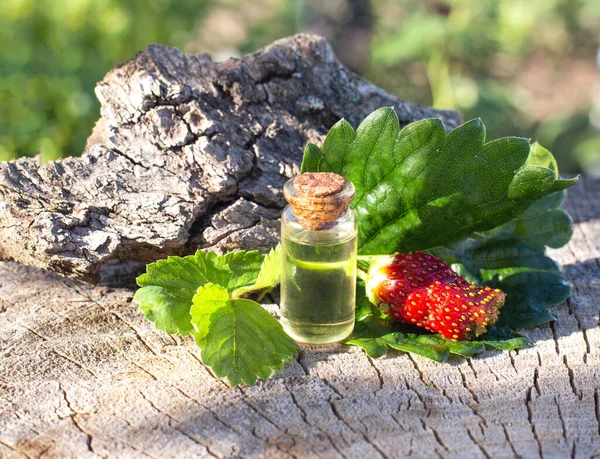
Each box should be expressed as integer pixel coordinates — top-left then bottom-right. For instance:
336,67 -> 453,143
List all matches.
232,245 -> 282,298
301,107 -> 576,255
134,248 -> 279,335
433,190 -> 573,330
434,191 -> 572,278
491,271 -> 572,328
474,325 -> 530,350
191,284 -> 297,386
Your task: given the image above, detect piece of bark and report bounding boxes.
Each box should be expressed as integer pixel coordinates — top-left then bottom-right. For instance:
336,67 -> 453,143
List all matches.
0,178 -> 599,458
0,34 -> 461,286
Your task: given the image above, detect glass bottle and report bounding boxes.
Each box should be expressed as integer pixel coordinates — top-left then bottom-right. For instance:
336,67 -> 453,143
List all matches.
280,172 -> 357,344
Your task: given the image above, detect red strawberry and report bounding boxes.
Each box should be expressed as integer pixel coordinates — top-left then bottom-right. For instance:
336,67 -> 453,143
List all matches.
365,252 -> 505,341
423,282 -> 505,340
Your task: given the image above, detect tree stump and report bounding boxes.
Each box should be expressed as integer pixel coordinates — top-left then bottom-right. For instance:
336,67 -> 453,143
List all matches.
1,178 -> 599,458
1,34 -> 599,458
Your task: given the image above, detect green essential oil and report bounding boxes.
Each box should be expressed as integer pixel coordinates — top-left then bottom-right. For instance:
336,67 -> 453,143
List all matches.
280,230 -> 357,344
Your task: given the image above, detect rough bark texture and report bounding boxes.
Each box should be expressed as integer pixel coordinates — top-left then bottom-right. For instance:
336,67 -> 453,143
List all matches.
0,34 -> 460,287
1,178 -> 599,458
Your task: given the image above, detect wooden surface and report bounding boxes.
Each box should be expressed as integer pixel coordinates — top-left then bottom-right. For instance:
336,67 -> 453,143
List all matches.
0,177 -> 599,458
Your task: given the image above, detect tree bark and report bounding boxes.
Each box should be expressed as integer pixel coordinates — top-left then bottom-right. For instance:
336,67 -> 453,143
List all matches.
0,178 -> 599,458
0,34 -> 460,287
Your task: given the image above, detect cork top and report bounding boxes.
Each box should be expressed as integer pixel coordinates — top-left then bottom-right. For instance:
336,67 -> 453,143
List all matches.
292,172 -> 346,197
284,172 -> 354,230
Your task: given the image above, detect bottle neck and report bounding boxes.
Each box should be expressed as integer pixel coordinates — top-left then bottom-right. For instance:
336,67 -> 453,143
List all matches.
282,205 -> 357,245
283,173 -> 355,231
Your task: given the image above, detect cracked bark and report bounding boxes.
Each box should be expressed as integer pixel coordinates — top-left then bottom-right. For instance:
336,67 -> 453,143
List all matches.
0,33 -> 460,287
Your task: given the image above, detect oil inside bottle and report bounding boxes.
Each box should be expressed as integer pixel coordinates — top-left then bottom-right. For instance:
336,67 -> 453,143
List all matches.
280,228 -> 356,344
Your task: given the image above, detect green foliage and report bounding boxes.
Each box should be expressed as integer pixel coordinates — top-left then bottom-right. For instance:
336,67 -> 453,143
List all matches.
134,249 -> 265,335
303,108 -> 576,361
134,246 -> 295,386
191,283 -> 297,386
371,0 -> 597,73
493,271 -> 571,328
0,0 -> 212,161
301,107 -> 576,255
2,0 -> 599,174
368,0 -> 600,174
232,245 -> 282,298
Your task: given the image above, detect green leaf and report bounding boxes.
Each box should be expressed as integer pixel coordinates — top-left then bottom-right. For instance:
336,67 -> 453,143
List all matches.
431,192 -> 572,281
189,283 -> 231,347
303,109 -> 576,363
232,245 -> 282,298
472,191 -> 574,251
300,118 -> 355,173
346,337 -> 389,359
301,107 -> 577,255
434,240 -> 559,279
493,271 -> 572,328
474,326 -> 529,350
133,286 -> 197,336
190,284 -> 297,386
382,333 -> 453,362
438,196 -> 571,270
134,250 -> 265,335
431,189 -> 573,330
346,285 -> 415,358
348,315 -> 527,362
217,251 -> 265,292
135,248 -> 297,386
527,142 -> 579,191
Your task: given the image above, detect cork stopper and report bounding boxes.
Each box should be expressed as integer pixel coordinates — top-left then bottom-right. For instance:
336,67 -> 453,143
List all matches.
284,172 -> 354,230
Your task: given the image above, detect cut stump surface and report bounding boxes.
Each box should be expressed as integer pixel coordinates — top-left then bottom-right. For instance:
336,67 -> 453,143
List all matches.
1,178 -> 599,458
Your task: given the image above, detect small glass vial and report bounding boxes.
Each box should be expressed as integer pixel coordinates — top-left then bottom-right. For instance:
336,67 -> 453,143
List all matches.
280,172 -> 357,344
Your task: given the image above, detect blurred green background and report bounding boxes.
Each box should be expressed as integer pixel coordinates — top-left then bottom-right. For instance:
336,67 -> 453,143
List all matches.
1,0 -> 599,174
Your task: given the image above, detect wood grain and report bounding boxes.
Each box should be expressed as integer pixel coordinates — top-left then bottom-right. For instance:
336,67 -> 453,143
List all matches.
1,178 -> 599,458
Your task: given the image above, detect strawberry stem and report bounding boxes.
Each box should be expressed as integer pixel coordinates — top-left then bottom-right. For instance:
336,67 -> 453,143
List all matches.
356,257 -> 371,274
356,267 -> 369,282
